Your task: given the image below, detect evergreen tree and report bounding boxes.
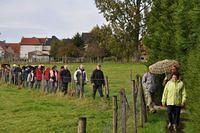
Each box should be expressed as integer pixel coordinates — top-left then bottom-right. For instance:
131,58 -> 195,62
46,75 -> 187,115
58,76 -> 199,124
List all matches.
184,1 -> 200,131
50,39 -> 61,58
174,0 -> 193,67
72,32 -> 84,48
144,0 -> 178,65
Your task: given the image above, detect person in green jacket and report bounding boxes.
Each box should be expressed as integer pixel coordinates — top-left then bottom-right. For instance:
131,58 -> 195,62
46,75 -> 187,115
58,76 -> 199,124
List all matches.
161,74 -> 186,131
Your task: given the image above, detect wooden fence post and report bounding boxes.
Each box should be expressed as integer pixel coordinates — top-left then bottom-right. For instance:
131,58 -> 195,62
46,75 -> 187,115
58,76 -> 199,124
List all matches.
132,80 -> 137,133
138,76 -> 147,127
120,88 -> 126,133
130,70 -> 133,81
113,96 -> 118,133
138,76 -> 144,127
135,74 -> 140,100
105,76 -> 110,98
78,117 -> 86,133
139,76 -> 147,123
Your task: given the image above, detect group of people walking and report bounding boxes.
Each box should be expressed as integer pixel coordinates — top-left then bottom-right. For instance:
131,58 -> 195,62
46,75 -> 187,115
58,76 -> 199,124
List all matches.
0,64 -> 106,99
0,62 -> 187,131
142,65 -> 186,131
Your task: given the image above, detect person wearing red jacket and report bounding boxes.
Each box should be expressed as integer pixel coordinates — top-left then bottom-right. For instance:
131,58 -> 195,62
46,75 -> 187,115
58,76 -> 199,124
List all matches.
43,67 -> 50,93
35,65 -> 43,89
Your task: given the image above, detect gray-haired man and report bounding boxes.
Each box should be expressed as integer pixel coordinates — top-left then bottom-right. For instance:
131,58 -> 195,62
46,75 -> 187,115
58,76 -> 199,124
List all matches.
142,70 -> 156,113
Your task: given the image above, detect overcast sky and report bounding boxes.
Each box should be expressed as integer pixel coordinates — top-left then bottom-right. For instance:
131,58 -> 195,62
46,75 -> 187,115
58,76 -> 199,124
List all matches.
0,0 -> 106,42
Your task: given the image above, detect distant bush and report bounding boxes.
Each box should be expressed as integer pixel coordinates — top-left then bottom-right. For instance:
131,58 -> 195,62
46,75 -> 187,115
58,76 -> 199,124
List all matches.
103,56 -> 117,62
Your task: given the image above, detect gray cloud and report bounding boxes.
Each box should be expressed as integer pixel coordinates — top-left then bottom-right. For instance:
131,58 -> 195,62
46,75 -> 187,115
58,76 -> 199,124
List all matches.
0,0 -> 105,42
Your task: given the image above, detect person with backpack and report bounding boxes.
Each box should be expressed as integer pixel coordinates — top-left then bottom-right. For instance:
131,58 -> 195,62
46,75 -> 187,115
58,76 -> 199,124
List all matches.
74,64 -> 88,97
60,65 -> 71,95
90,64 -> 105,99
50,66 -> 58,93
43,67 -> 50,93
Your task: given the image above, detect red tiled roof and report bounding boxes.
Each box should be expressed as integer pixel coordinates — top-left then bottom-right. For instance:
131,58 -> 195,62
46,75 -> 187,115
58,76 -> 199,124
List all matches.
6,43 -> 20,54
0,41 -> 6,48
20,37 -> 47,45
0,44 -> 6,50
38,38 -> 47,43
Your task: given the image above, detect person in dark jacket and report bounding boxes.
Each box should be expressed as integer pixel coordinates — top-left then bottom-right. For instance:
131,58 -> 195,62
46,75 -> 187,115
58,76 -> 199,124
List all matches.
50,65 -> 58,93
15,65 -> 22,86
24,66 -> 30,87
19,66 -> 26,88
13,65 -> 21,85
60,65 -> 71,95
90,64 -> 105,99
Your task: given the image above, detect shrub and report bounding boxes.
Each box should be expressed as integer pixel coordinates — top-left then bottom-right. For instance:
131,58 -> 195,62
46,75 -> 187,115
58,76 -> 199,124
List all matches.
184,45 -> 200,132
103,56 -> 117,62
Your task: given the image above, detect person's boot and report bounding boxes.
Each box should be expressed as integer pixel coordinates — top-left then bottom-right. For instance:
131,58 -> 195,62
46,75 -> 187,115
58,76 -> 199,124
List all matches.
167,123 -> 172,129
64,91 -> 67,95
150,108 -> 157,113
172,124 -> 177,132
93,94 -> 95,99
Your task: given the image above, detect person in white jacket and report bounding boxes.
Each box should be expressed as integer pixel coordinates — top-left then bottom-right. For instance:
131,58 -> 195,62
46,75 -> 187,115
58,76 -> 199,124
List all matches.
73,64 -> 88,97
27,69 -> 35,88
49,66 -> 58,93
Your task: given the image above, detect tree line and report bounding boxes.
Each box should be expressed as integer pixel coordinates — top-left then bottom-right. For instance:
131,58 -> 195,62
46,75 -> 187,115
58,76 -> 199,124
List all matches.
143,0 -> 200,132
95,0 -> 199,131
50,0 -> 152,62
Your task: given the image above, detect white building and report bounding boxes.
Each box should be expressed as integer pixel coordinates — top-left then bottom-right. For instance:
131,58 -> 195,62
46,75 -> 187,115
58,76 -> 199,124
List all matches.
0,46 -> 4,58
20,37 -> 48,59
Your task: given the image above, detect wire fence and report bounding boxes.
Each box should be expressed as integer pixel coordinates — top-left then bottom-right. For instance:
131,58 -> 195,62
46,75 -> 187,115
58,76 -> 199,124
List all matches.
0,64 -> 147,133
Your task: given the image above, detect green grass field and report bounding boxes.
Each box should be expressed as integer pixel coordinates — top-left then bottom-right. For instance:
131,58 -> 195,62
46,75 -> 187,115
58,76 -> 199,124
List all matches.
0,63 -> 169,133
